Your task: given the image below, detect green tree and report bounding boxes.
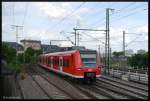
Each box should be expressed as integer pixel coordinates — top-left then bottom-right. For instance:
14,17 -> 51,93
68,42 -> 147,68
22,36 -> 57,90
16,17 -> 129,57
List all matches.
2,43 -> 16,63
24,48 -> 42,63
2,43 -> 22,73
127,52 -> 148,68
18,53 -> 24,64
113,51 -> 124,58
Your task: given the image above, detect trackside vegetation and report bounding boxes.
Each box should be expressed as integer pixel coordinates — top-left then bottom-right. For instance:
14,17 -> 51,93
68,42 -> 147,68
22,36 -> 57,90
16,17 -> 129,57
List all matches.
2,43 -> 42,74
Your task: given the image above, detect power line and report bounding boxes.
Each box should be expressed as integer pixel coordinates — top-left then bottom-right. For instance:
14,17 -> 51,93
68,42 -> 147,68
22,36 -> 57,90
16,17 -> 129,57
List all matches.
110,8 -> 147,24
44,2 -> 86,34
94,4 -> 147,29
12,2 -> 15,25
125,36 -> 140,47
82,3 -> 116,29
81,32 -> 105,45
90,2 -> 136,28
126,23 -> 147,30
112,2 -> 136,14
22,2 -> 29,26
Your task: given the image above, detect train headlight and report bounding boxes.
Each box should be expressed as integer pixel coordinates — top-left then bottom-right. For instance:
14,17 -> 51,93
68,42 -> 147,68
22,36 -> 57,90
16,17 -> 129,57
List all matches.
88,69 -> 92,72
76,68 -> 83,71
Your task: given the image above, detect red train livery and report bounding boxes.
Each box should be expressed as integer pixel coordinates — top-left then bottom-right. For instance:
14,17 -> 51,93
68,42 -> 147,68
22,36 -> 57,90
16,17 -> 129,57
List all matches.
38,49 -> 102,81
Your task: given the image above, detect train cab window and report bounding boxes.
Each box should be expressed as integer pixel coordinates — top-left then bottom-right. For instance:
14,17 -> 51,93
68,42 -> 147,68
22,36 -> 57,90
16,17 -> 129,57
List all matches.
81,54 -> 96,68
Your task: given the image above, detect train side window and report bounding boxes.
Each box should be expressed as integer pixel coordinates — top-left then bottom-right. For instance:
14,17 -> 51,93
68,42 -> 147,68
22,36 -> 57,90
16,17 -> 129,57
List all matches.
45,56 -> 47,64
59,59 -> 63,66
63,59 -> 66,67
53,58 -> 56,65
51,57 -> 53,65
45,56 -> 46,64
57,58 -> 59,65
48,57 -> 51,64
46,56 -> 48,64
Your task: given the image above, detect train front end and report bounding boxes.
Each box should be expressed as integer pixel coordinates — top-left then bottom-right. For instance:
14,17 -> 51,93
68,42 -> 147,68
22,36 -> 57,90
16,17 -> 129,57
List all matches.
76,50 -> 102,82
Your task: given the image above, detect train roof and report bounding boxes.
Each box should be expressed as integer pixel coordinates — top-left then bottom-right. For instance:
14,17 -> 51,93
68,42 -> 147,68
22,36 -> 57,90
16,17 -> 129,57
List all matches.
43,50 -> 77,56
79,50 -> 97,54
39,49 -> 97,56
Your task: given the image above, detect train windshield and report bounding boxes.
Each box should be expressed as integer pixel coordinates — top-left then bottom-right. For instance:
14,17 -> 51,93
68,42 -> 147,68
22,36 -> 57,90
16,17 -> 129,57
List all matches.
81,54 -> 96,68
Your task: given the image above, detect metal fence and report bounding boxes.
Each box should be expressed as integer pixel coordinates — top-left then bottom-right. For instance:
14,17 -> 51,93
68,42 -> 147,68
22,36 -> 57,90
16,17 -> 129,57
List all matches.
102,68 -> 148,85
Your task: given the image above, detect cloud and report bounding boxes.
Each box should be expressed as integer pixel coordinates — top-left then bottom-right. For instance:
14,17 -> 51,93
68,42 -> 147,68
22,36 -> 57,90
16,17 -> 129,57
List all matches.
25,29 -> 60,41
35,2 -> 72,19
35,2 -> 90,21
137,25 -> 148,33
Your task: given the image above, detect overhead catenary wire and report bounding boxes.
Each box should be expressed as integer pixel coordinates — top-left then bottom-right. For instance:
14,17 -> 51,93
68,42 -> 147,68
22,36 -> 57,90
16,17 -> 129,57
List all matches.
90,2 -> 136,28
111,2 -> 136,14
125,23 -> 147,30
93,4 -> 147,29
12,2 -> 15,26
22,2 -> 29,26
43,2 -> 86,35
125,36 -> 141,47
81,32 -> 105,45
110,8 -> 147,24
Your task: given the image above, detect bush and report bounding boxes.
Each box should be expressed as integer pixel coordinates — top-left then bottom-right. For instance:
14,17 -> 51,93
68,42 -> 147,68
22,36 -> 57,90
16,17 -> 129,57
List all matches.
8,62 -> 22,74
127,52 -> 148,68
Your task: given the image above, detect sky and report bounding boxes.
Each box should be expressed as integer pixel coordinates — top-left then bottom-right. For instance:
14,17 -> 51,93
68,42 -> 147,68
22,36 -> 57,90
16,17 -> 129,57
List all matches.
2,2 -> 148,54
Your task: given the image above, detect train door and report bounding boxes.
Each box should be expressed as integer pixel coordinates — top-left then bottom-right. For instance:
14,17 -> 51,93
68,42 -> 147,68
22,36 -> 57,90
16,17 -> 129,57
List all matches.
59,57 -> 63,71
51,57 -> 53,69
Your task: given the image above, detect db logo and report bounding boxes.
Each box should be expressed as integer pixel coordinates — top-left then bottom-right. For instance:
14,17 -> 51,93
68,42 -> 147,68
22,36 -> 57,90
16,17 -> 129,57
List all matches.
88,69 -> 92,72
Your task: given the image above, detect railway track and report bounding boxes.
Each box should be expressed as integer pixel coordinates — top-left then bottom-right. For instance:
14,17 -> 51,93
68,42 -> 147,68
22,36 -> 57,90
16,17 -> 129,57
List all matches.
100,75 -> 148,91
35,64 -> 130,99
32,64 -> 92,99
36,64 -> 111,99
96,76 -> 148,99
22,64 -> 148,99
23,64 -> 73,99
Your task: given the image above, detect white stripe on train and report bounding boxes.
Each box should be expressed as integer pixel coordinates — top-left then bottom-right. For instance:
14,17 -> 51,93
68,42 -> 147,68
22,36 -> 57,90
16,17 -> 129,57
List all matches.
39,63 -> 101,78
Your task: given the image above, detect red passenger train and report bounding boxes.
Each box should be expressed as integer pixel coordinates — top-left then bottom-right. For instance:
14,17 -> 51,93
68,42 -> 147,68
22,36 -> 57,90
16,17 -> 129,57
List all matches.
38,49 -> 102,82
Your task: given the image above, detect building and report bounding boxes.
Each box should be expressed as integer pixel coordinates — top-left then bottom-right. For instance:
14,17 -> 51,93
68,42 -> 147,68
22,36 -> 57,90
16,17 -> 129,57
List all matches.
41,44 -> 61,53
137,49 -> 146,54
125,49 -> 134,56
20,39 -> 41,50
3,41 -> 24,53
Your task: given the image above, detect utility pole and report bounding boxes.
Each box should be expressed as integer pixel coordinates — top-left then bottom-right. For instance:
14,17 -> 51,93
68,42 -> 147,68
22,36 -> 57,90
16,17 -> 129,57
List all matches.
11,25 -> 23,65
105,8 -> 108,75
110,48 -> 111,58
123,30 -> 125,57
74,28 -> 77,46
98,45 -> 101,56
24,39 -> 25,64
77,32 -> 79,46
110,47 -> 111,69
105,8 -> 114,75
107,8 -> 110,75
